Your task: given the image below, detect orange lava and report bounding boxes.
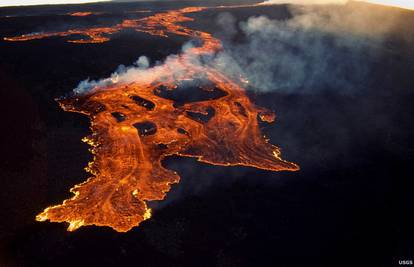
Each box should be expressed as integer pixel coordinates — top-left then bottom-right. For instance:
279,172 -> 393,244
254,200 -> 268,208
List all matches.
3,7 -> 209,43
69,12 -> 93,16
7,6 -> 299,232
3,27 -> 119,43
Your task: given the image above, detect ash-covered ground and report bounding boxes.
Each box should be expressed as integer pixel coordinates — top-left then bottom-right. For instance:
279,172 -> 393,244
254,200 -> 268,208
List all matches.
0,1 -> 413,266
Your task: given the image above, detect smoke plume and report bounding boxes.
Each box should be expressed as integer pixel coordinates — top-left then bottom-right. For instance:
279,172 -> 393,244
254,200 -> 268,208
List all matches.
211,2 -> 414,94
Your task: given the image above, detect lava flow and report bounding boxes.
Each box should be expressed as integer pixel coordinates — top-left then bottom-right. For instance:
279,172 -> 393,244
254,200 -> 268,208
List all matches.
69,12 -> 93,16
6,5 -> 299,232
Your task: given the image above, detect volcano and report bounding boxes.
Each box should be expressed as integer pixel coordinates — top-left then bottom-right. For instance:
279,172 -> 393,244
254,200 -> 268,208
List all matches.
0,1 -> 413,266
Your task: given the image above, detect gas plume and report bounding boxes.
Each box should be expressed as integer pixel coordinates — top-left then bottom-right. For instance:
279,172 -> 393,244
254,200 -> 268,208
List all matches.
213,1 -> 413,94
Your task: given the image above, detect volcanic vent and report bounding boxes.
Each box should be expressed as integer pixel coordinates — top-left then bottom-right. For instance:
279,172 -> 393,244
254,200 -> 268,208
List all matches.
5,5 -> 299,232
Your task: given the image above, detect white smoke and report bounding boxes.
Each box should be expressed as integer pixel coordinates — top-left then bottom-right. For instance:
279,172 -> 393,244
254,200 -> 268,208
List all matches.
210,1 -> 412,94
74,43 -> 213,95
74,55 -> 153,95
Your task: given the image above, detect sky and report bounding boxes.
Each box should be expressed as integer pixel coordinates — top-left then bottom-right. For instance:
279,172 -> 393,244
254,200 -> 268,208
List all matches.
0,0 -> 110,7
363,0 -> 414,9
263,0 -> 414,9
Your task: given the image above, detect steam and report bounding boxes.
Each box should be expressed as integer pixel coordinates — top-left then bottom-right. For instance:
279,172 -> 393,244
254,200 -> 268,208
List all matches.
212,2 -> 411,94
74,54 -> 189,95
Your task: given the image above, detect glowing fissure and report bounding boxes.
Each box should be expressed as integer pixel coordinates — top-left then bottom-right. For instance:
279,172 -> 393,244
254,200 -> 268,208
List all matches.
6,5 -> 299,232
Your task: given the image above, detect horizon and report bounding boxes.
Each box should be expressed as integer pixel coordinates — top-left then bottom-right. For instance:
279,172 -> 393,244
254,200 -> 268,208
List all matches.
1,0 -> 414,10
0,0 -> 110,8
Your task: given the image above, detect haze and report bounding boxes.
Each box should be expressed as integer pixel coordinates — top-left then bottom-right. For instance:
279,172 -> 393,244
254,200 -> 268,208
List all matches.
0,0 -> 110,7
1,0 -> 414,10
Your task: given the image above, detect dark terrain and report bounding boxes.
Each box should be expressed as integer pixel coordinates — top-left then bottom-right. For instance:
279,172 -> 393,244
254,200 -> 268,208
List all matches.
0,1 -> 413,266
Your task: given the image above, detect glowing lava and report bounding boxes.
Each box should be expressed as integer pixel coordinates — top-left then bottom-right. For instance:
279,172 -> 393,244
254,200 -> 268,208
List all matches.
69,12 -> 93,16
6,5 -> 299,232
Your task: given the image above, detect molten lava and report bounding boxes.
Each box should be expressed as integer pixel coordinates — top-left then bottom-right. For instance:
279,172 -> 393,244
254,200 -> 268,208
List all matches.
5,5 -> 299,232
69,12 -> 93,16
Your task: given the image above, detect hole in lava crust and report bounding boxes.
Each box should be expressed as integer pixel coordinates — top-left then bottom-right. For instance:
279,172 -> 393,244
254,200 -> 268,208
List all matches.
133,121 -> 157,136
153,80 -> 228,106
111,112 -> 126,122
130,95 -> 155,110
177,127 -> 189,135
185,106 -> 215,123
